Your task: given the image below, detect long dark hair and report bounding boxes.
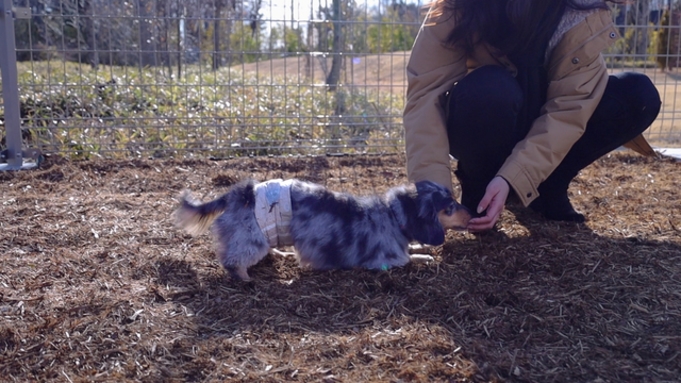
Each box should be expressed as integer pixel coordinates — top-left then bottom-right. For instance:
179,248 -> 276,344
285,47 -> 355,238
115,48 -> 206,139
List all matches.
431,0 -> 624,56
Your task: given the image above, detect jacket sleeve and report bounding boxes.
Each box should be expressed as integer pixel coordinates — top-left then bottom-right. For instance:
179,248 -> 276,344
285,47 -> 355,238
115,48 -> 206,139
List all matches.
496,11 -> 618,207
404,9 -> 468,191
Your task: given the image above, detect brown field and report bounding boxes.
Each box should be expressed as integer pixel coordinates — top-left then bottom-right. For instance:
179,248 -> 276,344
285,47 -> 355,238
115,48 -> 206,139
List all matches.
1,152 -> 680,382
240,53 -> 681,146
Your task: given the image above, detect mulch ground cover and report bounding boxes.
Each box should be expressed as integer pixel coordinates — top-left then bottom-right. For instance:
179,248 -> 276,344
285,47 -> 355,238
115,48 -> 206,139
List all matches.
1,152 -> 680,382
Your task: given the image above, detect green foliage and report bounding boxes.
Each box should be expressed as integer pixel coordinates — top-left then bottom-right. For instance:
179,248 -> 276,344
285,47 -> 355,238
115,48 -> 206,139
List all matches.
230,22 -> 263,64
364,5 -> 419,54
366,19 -> 415,54
12,61 -> 404,159
284,28 -> 306,53
606,26 -> 659,67
200,20 -> 262,67
269,25 -> 307,54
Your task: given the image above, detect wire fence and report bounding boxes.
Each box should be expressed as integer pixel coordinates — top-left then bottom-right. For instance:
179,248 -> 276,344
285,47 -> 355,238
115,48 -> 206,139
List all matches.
1,0 -> 680,168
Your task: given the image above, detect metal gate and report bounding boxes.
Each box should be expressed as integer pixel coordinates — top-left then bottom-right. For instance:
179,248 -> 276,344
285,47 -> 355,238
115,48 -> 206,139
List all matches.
2,0 -> 680,168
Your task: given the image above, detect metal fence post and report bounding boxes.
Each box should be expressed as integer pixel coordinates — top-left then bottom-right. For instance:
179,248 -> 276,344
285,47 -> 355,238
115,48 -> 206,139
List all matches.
0,0 -> 37,170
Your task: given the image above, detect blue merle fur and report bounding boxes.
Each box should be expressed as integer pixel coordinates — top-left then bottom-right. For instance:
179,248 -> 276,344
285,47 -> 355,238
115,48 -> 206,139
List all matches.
177,179 -> 455,279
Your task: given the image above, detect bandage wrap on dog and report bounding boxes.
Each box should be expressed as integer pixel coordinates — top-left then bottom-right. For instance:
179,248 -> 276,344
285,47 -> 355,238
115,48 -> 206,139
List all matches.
254,179 -> 294,247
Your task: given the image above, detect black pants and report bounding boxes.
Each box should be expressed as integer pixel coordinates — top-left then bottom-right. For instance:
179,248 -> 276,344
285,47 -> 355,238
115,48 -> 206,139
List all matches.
446,65 -> 661,212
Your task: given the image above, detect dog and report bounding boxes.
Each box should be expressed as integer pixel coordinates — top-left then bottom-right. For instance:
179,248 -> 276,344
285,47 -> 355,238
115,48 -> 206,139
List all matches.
174,179 -> 471,281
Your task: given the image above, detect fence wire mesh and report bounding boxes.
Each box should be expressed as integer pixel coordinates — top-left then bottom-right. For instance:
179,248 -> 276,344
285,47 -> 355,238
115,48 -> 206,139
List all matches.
1,0 -> 680,161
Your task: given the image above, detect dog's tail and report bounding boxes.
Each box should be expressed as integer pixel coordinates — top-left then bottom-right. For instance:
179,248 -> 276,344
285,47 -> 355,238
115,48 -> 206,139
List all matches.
173,190 -> 228,236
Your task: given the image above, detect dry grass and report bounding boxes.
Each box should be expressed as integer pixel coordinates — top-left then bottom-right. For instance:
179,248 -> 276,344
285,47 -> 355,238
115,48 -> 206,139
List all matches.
1,152 -> 680,382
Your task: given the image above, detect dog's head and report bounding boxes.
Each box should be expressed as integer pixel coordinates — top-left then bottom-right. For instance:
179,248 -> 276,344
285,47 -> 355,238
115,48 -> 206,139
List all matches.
404,180 -> 471,246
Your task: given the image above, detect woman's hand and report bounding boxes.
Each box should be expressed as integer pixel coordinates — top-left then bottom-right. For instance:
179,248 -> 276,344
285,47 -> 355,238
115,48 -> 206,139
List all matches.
467,176 -> 509,232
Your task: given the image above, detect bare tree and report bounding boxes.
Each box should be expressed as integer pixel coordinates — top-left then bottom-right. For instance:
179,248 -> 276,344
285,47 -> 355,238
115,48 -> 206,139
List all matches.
629,0 -> 652,58
213,0 -> 243,70
249,0 -> 263,37
325,0 -> 344,91
177,0 -> 185,78
80,0 -> 100,68
14,0 -> 290,68
137,0 -> 159,67
213,0 -> 224,70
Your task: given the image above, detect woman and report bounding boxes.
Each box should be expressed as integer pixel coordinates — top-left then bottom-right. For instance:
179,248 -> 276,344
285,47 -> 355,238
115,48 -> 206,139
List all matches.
404,0 -> 661,232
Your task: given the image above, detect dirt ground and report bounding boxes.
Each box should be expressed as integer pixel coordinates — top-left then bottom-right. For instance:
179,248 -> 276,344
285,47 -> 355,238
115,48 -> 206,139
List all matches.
1,152 -> 680,382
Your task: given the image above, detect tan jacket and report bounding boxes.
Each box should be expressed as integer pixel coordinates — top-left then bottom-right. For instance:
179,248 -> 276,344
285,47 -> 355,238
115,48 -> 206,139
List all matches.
404,7 -> 651,207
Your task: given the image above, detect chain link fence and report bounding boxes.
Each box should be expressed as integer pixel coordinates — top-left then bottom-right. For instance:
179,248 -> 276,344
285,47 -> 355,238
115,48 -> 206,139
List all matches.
2,0 -> 681,168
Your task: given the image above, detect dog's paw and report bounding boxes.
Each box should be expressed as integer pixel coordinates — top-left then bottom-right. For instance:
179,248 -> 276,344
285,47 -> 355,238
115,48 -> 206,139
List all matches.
409,253 -> 435,263
226,265 -> 252,281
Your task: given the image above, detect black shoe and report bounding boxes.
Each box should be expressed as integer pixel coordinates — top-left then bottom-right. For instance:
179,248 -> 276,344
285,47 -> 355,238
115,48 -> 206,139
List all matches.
529,194 -> 585,223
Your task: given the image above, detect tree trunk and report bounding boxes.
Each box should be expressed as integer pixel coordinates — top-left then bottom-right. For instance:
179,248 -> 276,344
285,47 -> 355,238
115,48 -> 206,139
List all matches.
225,1 -> 233,66
626,0 -> 651,59
213,0 -> 222,70
81,0 -> 99,69
635,0 -> 651,59
306,17 -> 313,79
325,0 -> 343,91
138,0 -> 157,66
178,2 -> 185,78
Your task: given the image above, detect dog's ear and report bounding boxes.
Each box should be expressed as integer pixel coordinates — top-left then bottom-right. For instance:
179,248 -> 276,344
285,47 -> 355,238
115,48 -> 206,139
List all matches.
411,222 -> 446,246
415,180 -> 453,218
411,181 -> 451,246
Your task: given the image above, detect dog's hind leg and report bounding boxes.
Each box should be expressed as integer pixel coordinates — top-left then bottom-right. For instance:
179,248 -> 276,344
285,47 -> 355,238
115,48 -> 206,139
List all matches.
224,264 -> 252,281
219,245 -> 270,282
270,248 -> 296,258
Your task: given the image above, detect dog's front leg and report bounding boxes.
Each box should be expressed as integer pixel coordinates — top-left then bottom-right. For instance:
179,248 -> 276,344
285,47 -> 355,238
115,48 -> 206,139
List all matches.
408,244 -> 433,254
408,244 -> 434,263
409,253 -> 435,263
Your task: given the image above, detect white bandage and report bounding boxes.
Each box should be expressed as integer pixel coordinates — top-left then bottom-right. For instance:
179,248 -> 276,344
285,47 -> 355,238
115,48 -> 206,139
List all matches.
253,179 -> 294,247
